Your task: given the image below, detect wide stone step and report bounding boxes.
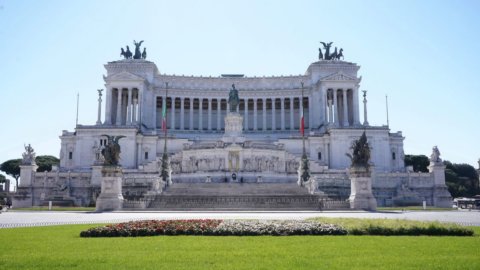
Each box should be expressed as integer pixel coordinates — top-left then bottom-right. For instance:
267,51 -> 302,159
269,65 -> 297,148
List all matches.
163,183 -> 310,196
148,194 -> 323,210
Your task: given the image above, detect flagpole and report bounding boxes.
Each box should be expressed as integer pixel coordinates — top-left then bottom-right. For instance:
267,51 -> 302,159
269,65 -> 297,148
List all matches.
161,82 -> 169,185
301,82 -> 306,156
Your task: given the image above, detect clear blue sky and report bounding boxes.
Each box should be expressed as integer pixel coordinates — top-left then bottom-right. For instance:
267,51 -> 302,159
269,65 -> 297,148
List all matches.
0,0 -> 479,186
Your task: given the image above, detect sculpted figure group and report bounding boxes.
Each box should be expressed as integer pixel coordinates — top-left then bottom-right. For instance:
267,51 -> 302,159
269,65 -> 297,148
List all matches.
319,41 -> 344,61
121,40 -> 147,60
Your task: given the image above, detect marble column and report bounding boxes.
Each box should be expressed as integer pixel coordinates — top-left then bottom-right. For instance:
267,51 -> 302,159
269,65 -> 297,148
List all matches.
290,97 -> 294,131
363,90 -> 369,126
171,97 -> 176,130
262,98 -> 267,131
96,89 -> 103,125
138,89 -> 143,125
328,99 -> 333,124
199,98 -> 203,130
105,88 -> 112,125
180,97 -> 185,130
217,98 -> 221,130
353,87 -> 361,125
116,89 -> 122,125
127,88 -> 132,125
342,89 -> 349,127
272,98 -> 276,131
207,98 -> 212,130
333,90 -> 338,126
253,99 -> 258,130
280,98 -> 285,130
226,102 -> 230,114
132,98 -> 137,124
244,98 -> 249,131
189,98 -> 194,130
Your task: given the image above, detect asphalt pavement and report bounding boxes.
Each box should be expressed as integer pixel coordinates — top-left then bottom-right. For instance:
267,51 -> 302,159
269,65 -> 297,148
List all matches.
0,209 -> 479,228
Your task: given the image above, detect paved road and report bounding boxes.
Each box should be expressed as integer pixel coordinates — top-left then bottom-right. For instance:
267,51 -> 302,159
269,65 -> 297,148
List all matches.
0,210 -> 479,228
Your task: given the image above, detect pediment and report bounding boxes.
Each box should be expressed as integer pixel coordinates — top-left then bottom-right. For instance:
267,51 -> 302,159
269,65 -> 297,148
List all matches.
320,72 -> 356,81
106,71 -> 145,82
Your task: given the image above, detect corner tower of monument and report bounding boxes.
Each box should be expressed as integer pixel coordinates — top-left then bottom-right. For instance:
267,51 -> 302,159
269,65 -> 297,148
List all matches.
103,60 -> 160,129
305,61 -> 362,129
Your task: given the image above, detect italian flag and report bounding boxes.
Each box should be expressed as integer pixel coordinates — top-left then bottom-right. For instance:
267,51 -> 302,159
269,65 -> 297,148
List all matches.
300,109 -> 305,136
161,97 -> 167,131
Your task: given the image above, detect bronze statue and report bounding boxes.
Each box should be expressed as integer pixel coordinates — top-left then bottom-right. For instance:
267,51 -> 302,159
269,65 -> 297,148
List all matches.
320,42 -> 333,60
330,47 -> 338,60
133,40 -> 144,59
318,48 -> 323,60
101,135 -> 126,166
142,48 -> 147,59
346,131 -> 371,169
121,46 -> 132,59
338,48 -> 344,60
228,84 -> 239,112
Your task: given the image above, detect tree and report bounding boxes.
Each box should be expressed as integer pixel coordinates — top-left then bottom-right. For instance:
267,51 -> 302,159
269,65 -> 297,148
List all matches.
444,161 -> 479,197
0,159 -> 21,190
404,155 -> 429,172
0,174 -> 6,184
35,155 -> 59,172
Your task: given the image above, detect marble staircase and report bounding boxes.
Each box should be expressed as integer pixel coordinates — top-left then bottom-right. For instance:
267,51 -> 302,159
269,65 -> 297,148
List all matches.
148,183 -> 332,210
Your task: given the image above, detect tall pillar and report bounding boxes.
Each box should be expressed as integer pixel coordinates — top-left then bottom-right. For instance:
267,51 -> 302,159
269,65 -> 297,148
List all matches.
217,98 -> 221,130
342,89 -> 349,127
280,98 -> 285,130
353,87 -> 361,125
328,99 -> 333,124
290,97 -> 294,131
104,88 -> 112,125
132,98 -> 137,124
226,102 -> 230,114
262,98 -> 267,131
244,98 -> 248,131
272,98 -> 276,131
189,98 -> 194,130
116,89 -> 122,125
138,89 -> 143,125
333,90 -> 338,126
253,99 -> 258,130
180,97 -> 185,130
127,88 -> 132,125
325,90 -> 330,124
308,96 -> 314,130
208,98 -> 212,130
362,90 -> 369,126
199,98 -> 203,130
96,89 -> 103,125
171,97 -> 176,130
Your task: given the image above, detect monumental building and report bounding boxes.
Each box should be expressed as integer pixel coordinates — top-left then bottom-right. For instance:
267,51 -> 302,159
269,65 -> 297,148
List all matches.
14,43 -> 452,209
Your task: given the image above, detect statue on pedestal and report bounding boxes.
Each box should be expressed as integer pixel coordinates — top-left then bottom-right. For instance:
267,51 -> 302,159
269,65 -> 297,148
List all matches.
100,135 -> 125,166
228,84 -> 239,112
22,144 -> 36,165
346,131 -> 371,170
429,146 -> 442,165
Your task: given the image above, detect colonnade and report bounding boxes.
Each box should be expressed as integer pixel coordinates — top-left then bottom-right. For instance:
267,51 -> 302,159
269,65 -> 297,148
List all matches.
105,88 -> 141,125
325,88 -> 356,127
156,96 -> 310,131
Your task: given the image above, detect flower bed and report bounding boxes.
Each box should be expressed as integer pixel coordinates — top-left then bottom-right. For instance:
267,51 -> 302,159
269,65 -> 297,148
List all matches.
79,219 -> 347,237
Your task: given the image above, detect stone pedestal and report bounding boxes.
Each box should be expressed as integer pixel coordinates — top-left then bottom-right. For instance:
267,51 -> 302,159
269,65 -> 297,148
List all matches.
19,164 -> 37,187
348,167 -> 377,211
95,166 -> 124,211
222,112 -> 245,143
428,163 -> 452,207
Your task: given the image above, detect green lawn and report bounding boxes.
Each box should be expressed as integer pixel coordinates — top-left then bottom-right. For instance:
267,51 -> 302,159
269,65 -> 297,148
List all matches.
0,224 -> 479,270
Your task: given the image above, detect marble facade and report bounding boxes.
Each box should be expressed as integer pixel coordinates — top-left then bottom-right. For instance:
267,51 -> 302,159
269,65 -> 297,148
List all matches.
13,53 -> 452,208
